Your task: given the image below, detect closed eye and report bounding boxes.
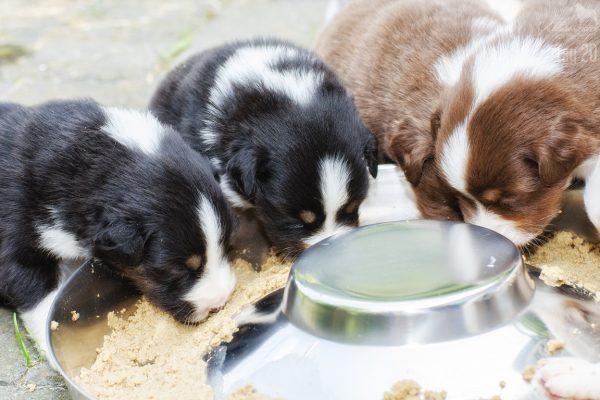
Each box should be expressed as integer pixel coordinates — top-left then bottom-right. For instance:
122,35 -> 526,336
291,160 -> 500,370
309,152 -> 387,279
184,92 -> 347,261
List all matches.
343,200 -> 360,215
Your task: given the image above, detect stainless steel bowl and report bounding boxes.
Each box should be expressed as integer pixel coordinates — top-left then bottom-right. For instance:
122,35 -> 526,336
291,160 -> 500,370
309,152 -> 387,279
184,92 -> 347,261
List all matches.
203,221 -> 600,400
46,165 -> 600,400
284,221 -> 532,346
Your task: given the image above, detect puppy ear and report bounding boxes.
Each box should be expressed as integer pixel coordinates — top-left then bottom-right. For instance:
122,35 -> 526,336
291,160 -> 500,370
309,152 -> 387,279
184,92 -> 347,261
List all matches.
363,133 -> 379,178
387,117 -> 435,186
93,219 -> 144,267
226,145 -> 270,201
536,116 -> 593,185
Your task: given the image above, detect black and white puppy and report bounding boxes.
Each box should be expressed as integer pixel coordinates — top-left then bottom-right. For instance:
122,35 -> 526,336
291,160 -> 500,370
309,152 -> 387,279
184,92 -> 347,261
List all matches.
150,38 -> 378,255
0,100 -> 236,357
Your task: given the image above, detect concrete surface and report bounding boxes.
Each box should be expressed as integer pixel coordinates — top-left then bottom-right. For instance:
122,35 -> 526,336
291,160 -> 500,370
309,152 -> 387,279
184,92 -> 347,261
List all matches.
0,1 -> 327,398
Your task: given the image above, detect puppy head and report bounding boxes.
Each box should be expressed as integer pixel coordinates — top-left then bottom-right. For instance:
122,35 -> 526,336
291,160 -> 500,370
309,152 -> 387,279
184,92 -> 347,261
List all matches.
386,113 -> 463,221
94,114 -> 237,323
435,75 -> 596,245
224,93 -> 377,256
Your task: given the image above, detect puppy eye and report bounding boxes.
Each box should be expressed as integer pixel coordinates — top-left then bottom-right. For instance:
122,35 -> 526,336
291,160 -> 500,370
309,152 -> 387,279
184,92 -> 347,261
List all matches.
343,200 -> 360,214
481,189 -> 502,204
498,193 -> 519,208
299,210 -> 317,225
185,254 -> 203,271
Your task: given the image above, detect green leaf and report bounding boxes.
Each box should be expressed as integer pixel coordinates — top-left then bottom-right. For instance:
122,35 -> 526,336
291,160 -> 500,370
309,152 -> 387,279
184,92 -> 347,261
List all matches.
12,313 -> 31,368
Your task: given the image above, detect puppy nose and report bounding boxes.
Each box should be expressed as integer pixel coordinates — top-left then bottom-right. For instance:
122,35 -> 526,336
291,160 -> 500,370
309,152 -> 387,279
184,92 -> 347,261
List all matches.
209,306 -> 224,313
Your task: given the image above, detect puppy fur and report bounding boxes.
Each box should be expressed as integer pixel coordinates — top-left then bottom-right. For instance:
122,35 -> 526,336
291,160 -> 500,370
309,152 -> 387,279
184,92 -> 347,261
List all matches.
433,0 -> 600,245
150,38 -> 378,256
315,0 -> 505,221
0,100 -> 236,356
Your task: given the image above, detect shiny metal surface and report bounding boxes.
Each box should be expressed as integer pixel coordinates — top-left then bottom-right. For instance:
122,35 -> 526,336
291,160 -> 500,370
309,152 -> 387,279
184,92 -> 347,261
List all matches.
46,260 -> 139,400
206,279 -> 600,400
46,165 -> 600,400
285,221 -> 533,345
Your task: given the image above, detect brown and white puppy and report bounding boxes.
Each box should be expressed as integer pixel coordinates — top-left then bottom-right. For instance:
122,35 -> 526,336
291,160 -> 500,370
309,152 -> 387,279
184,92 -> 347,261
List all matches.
434,0 -> 600,245
315,0 -> 509,221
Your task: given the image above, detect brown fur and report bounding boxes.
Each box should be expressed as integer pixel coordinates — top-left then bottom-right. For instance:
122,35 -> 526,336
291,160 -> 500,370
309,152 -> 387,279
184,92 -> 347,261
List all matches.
433,0 -> 600,241
315,0 -> 502,220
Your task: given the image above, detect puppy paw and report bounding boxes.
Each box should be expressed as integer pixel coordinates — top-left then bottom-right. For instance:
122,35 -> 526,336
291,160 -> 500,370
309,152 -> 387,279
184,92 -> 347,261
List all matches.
538,357 -> 600,399
20,290 -> 60,370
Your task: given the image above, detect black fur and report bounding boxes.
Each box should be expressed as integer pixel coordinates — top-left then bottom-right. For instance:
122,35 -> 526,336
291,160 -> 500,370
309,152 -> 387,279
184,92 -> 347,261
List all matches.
150,38 -> 378,255
0,100 -> 235,322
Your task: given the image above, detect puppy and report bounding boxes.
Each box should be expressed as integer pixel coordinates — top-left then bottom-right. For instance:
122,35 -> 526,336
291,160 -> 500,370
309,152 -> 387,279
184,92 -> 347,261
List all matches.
0,100 -> 236,357
432,0 -> 600,245
150,38 -> 378,256
315,0 -> 506,221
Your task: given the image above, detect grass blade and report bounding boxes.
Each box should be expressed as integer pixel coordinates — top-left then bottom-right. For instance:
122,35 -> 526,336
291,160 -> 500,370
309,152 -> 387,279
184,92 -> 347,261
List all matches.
12,312 -> 31,368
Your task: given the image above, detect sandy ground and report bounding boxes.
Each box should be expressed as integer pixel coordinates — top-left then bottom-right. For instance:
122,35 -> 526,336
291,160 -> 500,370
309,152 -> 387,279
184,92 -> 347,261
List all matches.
0,1 -> 327,398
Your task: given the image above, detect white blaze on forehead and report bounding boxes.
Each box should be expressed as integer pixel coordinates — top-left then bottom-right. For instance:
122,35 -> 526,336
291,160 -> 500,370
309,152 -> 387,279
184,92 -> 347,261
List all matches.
441,122 -> 470,194
102,108 -> 167,155
470,204 -> 536,245
441,37 -> 564,196
202,44 -> 323,146
37,209 -> 89,259
183,195 -> 235,322
304,155 -> 352,246
471,37 -> 564,107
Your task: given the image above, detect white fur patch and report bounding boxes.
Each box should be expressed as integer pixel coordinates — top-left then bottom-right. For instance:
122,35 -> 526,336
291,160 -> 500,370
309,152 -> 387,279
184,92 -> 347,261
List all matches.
582,156 -> 600,230
220,174 -> 254,209
441,122 -> 470,194
184,195 -> 236,322
38,225 -> 89,259
102,108 -> 167,155
37,210 -> 89,260
20,289 -> 60,368
435,22 -> 510,87
304,156 -> 352,246
470,204 -> 536,245
202,44 -> 323,146
471,37 -> 564,106
481,0 -> 522,23
538,358 -> 600,399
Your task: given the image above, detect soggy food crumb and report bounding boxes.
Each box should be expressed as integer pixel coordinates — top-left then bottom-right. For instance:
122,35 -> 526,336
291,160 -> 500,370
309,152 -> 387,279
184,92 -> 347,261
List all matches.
424,390 -> 447,400
50,320 -> 59,331
545,339 -> 566,354
526,232 -> 600,300
383,380 -> 446,400
384,380 -> 421,400
522,365 -> 536,383
77,254 -> 291,400
70,310 -> 80,322
225,384 -> 279,400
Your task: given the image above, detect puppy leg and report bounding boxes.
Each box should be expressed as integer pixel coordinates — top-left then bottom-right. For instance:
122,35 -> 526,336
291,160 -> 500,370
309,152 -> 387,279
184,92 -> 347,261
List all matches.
583,158 -> 600,232
538,357 -> 600,399
1,255 -> 60,365
20,289 -> 60,368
